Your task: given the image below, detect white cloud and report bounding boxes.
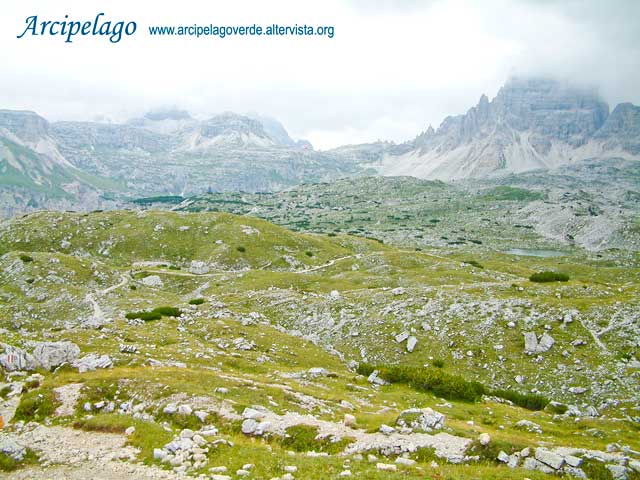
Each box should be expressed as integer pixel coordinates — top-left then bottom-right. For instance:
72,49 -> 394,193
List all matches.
1,0 -> 638,149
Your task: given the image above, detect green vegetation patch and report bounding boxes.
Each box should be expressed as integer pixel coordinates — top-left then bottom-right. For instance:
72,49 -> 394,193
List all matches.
463,260 -> 484,269
491,389 -> 549,411
0,449 -> 39,473
357,364 -> 486,403
358,364 -> 550,410
278,424 -> 353,454
131,196 -> 184,205
13,388 -> 58,422
529,271 -> 570,283
481,186 -> 545,202
125,306 -> 182,321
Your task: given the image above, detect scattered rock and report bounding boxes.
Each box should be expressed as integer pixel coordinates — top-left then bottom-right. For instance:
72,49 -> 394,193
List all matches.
569,386 -> 588,395
177,404 -> 193,416
119,344 -> 138,354
379,424 -> 396,435
367,370 -> 387,386
308,367 -> 329,378
515,419 -> 542,434
233,338 -> 256,351
241,419 -> 258,435
0,436 -> 26,461
376,463 -> 397,472
396,408 -> 445,432
189,261 -> 210,275
140,275 -> 163,287
406,336 -> 418,352
538,333 -> 555,352
72,354 -> 113,373
394,331 -> 409,343
524,332 -> 554,353
535,448 -> 565,470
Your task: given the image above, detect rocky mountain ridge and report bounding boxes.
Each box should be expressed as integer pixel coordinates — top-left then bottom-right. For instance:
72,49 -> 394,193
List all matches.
0,109 -> 356,216
375,78 -> 640,180
1,77 -> 639,217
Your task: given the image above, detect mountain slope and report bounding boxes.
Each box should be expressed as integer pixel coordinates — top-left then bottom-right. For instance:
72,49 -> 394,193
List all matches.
50,112 -> 360,196
0,110 -> 121,217
173,158 -> 640,253
0,110 -> 364,217
375,78 -> 640,180
0,210 -> 638,478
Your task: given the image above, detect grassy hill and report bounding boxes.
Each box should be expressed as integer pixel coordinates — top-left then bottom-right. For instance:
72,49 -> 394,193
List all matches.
1,210 -> 639,479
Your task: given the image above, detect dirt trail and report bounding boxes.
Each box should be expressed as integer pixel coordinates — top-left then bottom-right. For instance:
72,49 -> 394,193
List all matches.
5,425 -> 181,480
84,274 -> 130,325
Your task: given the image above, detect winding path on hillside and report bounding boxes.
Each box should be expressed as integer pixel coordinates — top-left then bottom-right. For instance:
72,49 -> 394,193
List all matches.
84,274 -> 130,324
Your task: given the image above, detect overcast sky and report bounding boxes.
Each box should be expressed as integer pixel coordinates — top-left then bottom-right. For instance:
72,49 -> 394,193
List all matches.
1,0 -> 639,149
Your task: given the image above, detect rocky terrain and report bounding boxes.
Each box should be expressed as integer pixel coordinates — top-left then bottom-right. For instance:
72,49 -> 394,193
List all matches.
0,108 -> 361,217
0,210 -> 638,479
2,77 -> 639,218
174,158 -> 640,253
374,78 -> 640,180
0,75 -> 638,479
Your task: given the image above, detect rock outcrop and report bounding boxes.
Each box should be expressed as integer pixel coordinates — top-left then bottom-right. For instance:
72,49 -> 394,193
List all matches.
377,78 -> 640,180
0,342 -> 80,372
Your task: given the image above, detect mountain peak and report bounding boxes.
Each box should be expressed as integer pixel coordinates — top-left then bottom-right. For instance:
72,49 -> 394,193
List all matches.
0,109 -> 50,143
143,108 -> 192,122
378,77 -> 637,180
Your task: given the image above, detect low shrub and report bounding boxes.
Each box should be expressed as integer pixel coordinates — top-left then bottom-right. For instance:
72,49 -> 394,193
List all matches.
74,413 -> 131,433
432,359 -> 445,368
19,254 -> 33,263
280,425 -> 353,454
125,306 -> 182,321
581,459 -> 615,480
305,251 -> 314,257
357,363 -> 486,403
236,246 -> 246,253
0,449 -> 38,472
491,389 -> 549,411
463,260 -> 484,269
188,298 -> 205,305
125,311 -> 161,321
482,186 -> 545,202
13,389 -> 58,422
414,446 -> 439,463
152,306 -> 182,317
546,402 -> 568,414
529,271 -> 570,283
0,385 -> 12,399
357,364 -> 548,410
